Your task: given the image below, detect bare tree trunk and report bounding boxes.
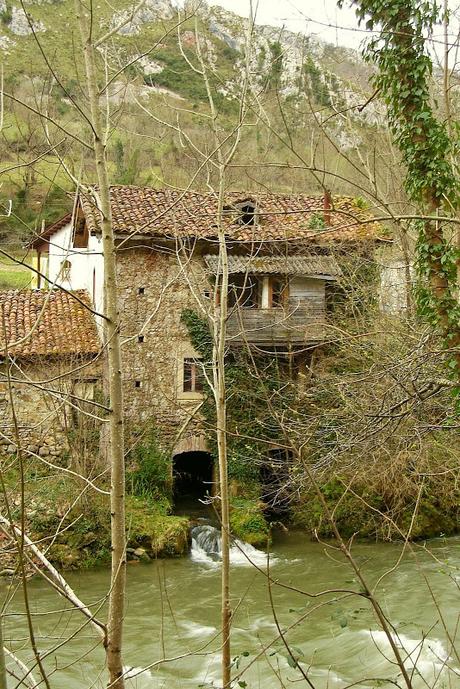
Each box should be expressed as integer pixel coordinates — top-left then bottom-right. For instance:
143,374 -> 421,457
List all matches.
76,3 -> 126,687
213,189 -> 231,689
0,616 -> 7,689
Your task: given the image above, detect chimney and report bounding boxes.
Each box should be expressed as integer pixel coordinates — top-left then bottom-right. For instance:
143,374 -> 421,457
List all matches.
323,189 -> 332,226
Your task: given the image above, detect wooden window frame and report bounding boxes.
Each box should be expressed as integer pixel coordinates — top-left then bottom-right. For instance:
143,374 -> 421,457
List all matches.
183,358 -> 203,393
268,276 -> 289,308
72,218 -> 89,249
178,353 -> 204,401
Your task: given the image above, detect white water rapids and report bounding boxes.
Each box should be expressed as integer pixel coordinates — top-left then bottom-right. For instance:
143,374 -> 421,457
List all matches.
190,523 -> 273,567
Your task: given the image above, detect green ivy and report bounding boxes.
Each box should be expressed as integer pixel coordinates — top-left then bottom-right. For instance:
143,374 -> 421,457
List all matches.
343,0 -> 460,391
126,428 -> 172,501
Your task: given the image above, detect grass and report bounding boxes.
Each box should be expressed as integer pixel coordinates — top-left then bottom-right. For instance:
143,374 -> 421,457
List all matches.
0,254 -> 35,289
0,269 -> 33,289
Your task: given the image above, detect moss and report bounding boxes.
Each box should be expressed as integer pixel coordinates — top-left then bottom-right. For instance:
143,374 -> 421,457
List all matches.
230,497 -> 270,547
126,495 -> 190,557
290,474 -> 460,541
4,473 -> 190,569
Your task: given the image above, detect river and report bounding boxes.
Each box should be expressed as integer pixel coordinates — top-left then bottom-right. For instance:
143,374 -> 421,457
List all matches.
2,530 -> 459,689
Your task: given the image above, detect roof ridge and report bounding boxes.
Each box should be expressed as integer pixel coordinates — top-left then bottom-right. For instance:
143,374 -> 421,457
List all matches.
31,186 -> 385,246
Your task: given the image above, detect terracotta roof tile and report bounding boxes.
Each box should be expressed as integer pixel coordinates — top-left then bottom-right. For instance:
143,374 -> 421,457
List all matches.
77,186 -> 384,243
0,290 -> 100,358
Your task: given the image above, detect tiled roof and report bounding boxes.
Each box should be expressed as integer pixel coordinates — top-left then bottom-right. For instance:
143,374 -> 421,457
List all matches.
77,186 -> 384,243
0,290 -> 100,358
204,254 -> 341,277
29,212 -> 73,248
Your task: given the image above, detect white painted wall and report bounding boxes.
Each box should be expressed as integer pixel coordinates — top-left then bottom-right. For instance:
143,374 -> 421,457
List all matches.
45,221 -> 105,317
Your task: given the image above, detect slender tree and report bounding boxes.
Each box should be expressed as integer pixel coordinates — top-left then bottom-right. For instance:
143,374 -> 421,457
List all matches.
75,2 -> 127,686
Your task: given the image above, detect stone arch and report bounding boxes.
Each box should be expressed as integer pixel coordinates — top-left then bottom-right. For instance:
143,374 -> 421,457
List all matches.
259,444 -> 292,514
172,436 -> 214,508
172,434 -> 208,457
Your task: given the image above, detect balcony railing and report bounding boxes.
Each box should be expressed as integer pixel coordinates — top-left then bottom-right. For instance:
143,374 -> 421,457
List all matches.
226,304 -> 326,345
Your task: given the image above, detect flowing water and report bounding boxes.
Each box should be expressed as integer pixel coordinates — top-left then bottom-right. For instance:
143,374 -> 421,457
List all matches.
2,529 -> 459,689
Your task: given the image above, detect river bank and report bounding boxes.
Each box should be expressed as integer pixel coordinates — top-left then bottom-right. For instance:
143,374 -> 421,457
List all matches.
1,466 -> 459,573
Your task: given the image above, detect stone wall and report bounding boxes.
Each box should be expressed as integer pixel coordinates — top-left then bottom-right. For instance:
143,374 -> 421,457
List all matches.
117,244 -> 211,451
0,358 -> 102,461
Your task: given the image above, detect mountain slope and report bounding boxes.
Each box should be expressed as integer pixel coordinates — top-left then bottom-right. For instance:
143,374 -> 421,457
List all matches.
0,0 -> 389,248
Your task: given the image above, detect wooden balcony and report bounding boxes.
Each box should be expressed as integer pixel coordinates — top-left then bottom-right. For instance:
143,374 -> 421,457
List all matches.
226,305 -> 326,345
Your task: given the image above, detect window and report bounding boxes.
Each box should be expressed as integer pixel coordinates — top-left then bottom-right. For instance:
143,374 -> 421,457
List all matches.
270,277 -> 289,307
73,218 -> 89,248
60,260 -> 71,281
134,380 -> 142,388
183,358 -> 203,393
138,287 -> 145,295
235,201 -> 257,226
228,274 -> 261,308
138,335 -> 144,343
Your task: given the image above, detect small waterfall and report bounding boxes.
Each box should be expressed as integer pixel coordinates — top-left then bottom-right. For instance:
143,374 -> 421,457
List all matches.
190,524 -> 272,567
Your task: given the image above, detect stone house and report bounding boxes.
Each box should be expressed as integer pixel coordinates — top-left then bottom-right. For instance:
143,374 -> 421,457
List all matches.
0,289 -> 102,460
4,186 -> 386,491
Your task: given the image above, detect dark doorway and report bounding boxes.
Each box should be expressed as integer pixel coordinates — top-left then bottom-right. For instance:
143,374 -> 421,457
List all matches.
173,451 -> 214,514
260,448 -> 292,515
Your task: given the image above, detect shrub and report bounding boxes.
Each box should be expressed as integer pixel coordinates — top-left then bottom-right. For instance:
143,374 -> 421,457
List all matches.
307,212 -> 326,230
126,429 -> 172,500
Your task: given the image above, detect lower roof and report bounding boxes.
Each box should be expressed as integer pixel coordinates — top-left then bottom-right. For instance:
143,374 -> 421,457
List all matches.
0,289 -> 100,359
204,254 -> 341,278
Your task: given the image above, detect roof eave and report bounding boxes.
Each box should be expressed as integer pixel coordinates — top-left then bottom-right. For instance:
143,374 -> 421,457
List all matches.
27,212 -> 73,249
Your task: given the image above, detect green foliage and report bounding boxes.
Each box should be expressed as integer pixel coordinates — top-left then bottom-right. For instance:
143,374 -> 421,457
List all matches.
292,467 -> 460,540
353,196 -> 369,209
354,0 -> 454,204
292,477 -> 384,538
181,309 -> 290,524
302,57 -> 331,107
0,4 -> 12,25
180,308 -> 213,360
126,428 -> 172,500
7,470 -> 188,568
113,139 -> 145,185
307,212 -> 326,230
266,41 -> 283,90
221,44 -> 239,62
345,0 -> 460,389
143,43 -> 235,114
257,44 -> 266,73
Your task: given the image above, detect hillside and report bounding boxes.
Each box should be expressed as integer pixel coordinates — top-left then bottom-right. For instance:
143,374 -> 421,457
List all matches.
0,0 -> 394,255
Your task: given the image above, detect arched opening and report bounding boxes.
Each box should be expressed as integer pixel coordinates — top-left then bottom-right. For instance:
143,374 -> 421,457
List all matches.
60,259 -> 72,281
173,451 -> 214,513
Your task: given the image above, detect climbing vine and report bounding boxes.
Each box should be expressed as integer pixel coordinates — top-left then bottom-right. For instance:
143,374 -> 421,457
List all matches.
180,308 -> 292,484
343,0 -> 460,388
